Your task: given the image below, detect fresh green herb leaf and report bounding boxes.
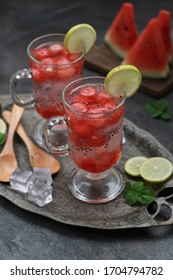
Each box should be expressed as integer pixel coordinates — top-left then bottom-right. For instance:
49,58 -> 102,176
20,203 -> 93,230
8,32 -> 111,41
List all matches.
0,132 -> 6,145
132,181 -> 145,194
124,181 -> 133,194
137,187 -> 157,204
145,98 -> 171,120
155,98 -> 168,111
161,109 -> 172,120
124,181 -> 157,206
145,103 -> 162,118
125,190 -> 138,205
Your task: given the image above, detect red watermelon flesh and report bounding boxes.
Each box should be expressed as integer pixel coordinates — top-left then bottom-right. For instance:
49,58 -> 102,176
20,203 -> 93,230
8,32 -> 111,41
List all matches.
157,10 -> 172,63
104,2 -> 138,59
122,18 -> 169,79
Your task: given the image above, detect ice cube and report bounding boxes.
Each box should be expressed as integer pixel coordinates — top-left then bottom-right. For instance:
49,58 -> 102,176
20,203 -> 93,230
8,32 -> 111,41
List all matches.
27,181 -> 53,207
26,167 -> 53,188
9,169 -> 32,194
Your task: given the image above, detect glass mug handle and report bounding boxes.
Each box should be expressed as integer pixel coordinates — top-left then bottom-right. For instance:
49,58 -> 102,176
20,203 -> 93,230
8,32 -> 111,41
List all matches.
43,116 -> 69,156
10,68 -> 35,107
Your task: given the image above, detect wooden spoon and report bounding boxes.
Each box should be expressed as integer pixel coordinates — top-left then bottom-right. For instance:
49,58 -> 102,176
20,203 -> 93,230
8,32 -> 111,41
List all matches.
0,104 -> 24,182
2,110 -> 60,175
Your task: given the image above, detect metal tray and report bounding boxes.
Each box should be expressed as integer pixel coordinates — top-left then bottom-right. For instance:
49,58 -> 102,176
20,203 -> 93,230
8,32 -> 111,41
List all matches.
0,95 -> 173,229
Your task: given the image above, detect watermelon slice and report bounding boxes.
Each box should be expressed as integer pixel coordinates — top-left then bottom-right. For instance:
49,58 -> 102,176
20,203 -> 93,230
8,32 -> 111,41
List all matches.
157,10 -> 172,63
122,18 -> 169,79
104,2 -> 138,59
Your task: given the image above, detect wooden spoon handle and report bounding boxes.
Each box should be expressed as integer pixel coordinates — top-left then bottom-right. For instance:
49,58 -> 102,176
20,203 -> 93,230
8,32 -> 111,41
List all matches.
2,105 -> 24,153
2,109 -> 36,153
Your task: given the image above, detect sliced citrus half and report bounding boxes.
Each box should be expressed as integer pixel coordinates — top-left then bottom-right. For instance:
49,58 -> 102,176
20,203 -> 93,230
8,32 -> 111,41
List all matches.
104,65 -> 142,98
0,118 -> 7,146
64,23 -> 96,54
124,156 -> 148,177
0,118 -> 7,134
139,157 -> 173,183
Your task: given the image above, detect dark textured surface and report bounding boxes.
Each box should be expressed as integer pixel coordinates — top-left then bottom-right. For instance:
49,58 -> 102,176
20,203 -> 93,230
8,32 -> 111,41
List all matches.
0,0 -> 173,260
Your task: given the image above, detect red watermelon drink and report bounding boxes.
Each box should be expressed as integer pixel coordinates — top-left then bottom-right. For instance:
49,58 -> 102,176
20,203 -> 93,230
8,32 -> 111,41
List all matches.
29,34 -> 85,119
10,33 -> 85,150
43,76 -> 126,203
65,81 -> 125,173
62,76 -> 126,203
11,24 -> 96,153
43,66 -> 141,203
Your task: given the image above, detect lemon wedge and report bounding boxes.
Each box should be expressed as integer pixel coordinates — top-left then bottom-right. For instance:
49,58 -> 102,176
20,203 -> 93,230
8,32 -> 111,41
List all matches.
124,156 -> 148,177
0,118 -> 7,134
64,23 -> 96,54
64,23 -> 96,53
140,157 -> 173,183
0,118 -> 7,147
104,65 -> 142,98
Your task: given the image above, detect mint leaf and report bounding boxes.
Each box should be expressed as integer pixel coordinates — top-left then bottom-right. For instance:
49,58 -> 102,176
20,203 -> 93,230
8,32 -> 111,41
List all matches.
155,98 -> 168,111
133,181 -> 145,194
137,187 -> 157,204
0,132 -> 6,145
124,181 -> 133,194
145,103 -> 162,118
145,98 -> 171,120
125,190 -> 138,205
124,181 -> 157,206
161,109 -> 172,120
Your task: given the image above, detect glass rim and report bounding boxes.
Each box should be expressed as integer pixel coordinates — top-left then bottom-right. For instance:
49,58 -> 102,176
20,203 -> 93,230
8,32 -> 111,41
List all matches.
62,76 -> 126,115
27,33 -> 86,66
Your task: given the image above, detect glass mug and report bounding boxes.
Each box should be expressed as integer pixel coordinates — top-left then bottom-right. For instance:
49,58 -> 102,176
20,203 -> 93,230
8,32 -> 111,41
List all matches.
43,76 -> 126,203
10,33 -> 85,155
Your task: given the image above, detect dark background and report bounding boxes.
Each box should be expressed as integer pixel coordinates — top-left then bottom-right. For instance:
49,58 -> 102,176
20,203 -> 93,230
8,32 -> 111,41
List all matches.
0,0 -> 173,259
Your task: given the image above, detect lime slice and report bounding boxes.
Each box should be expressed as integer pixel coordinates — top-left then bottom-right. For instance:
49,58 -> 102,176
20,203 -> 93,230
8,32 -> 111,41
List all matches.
64,23 -> 96,54
0,118 -> 7,146
104,65 -> 142,98
140,157 -> 173,183
124,156 -> 148,177
0,118 -> 7,134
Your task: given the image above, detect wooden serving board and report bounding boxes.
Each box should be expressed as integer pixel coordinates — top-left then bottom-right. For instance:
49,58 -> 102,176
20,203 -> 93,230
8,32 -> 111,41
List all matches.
85,44 -> 173,98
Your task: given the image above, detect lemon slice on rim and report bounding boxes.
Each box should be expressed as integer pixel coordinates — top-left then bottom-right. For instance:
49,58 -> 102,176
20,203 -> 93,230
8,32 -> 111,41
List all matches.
124,156 -> 148,177
104,65 -> 142,98
0,118 -> 7,134
0,118 -> 7,146
64,23 -> 96,54
139,157 -> 173,183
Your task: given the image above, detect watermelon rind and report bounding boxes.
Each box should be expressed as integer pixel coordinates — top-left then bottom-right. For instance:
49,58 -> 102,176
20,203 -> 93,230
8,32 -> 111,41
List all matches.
157,10 -> 173,64
104,33 -> 127,58
122,18 -> 170,79
122,61 -> 169,79
104,3 -> 138,59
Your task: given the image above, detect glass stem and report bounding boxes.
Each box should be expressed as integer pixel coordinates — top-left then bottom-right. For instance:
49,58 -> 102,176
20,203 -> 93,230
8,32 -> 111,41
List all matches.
84,170 -> 108,180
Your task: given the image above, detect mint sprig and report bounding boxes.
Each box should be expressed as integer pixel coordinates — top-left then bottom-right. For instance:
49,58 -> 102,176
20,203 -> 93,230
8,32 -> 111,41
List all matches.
0,132 -> 6,145
0,132 -> 6,152
145,98 -> 171,120
124,181 -> 157,205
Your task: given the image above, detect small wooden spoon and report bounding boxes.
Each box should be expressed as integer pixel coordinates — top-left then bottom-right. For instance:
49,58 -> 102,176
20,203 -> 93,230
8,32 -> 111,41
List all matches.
2,110 -> 60,175
0,104 -> 24,182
